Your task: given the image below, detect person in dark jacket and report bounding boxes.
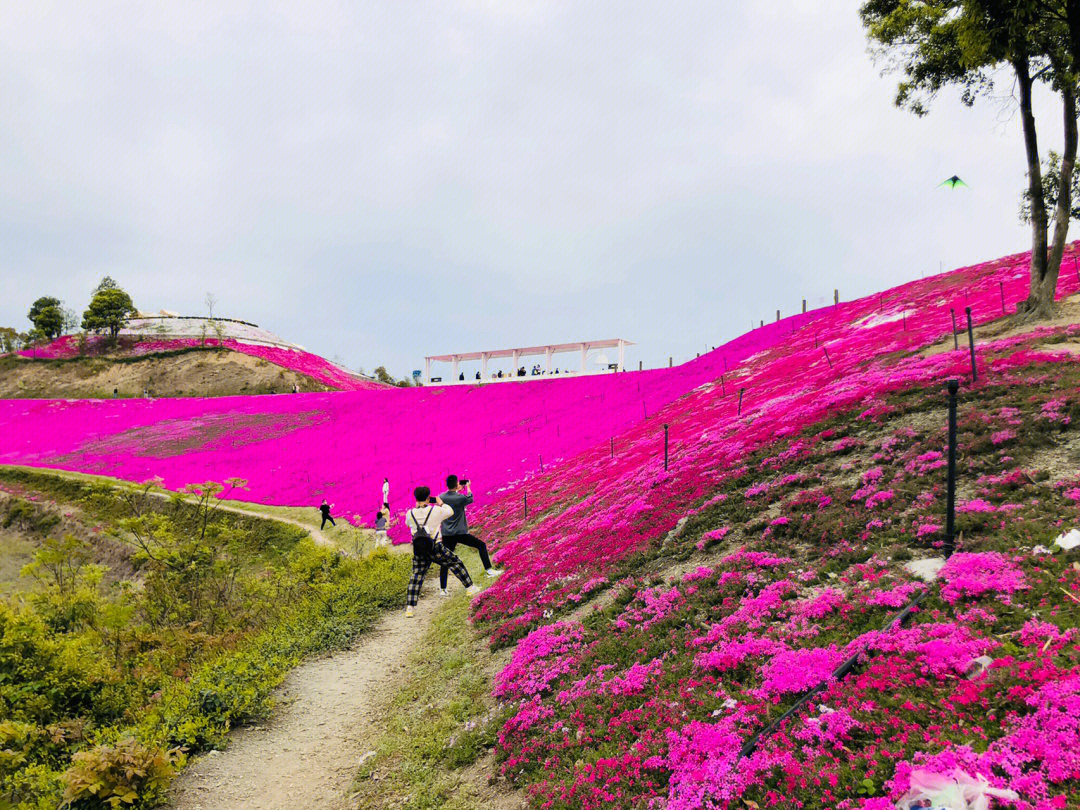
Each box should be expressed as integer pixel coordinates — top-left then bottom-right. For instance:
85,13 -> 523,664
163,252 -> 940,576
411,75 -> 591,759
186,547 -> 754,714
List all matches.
438,475 -> 502,594
319,499 -> 335,529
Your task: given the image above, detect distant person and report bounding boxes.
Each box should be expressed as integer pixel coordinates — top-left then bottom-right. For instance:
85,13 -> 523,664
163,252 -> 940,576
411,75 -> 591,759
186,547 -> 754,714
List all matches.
459,372 -> 465,381
404,486 -> 477,617
438,475 -> 502,595
382,477 -> 389,509
374,506 -> 389,547
319,499 -> 336,529
475,371 -> 481,380
293,383 -> 300,393
497,369 -> 503,378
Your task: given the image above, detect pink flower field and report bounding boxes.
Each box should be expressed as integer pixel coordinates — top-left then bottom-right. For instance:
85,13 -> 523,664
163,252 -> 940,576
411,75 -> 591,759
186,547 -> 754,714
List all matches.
5,245 -> 1080,807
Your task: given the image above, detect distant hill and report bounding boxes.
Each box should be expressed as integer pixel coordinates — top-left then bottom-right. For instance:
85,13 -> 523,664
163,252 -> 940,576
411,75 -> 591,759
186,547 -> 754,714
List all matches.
5,316 -> 384,396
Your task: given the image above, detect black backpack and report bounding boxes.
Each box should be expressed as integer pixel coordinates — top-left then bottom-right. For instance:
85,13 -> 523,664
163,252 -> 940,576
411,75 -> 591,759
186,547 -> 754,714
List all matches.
410,507 -> 436,558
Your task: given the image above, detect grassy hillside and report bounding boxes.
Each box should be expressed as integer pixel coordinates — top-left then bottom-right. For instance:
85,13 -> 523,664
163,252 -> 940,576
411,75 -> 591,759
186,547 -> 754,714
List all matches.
0,466 -> 408,809
6,245 -> 1080,808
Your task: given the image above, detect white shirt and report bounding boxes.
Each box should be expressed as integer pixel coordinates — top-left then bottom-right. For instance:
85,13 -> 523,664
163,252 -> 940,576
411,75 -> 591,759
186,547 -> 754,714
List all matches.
382,481 -> 389,501
404,504 -> 453,539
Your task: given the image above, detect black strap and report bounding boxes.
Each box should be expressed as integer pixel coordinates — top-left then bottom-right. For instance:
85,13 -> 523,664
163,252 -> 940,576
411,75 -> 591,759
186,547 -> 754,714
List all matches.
410,506 -> 434,532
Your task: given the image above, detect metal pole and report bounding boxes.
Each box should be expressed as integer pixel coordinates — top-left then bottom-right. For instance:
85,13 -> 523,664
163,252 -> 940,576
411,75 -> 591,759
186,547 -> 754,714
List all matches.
737,388 -> 744,416
823,347 -> 832,368
950,308 -> 959,351
539,454 -> 544,472
610,437 -> 614,458
663,424 -> 669,471
524,492 -> 528,520
944,379 -> 959,558
999,281 -> 1006,314
965,306 -> 977,382
720,374 -> 726,397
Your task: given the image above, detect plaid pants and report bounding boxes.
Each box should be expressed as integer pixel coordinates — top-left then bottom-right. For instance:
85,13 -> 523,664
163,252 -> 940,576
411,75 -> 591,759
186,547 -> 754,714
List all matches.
406,543 -> 473,606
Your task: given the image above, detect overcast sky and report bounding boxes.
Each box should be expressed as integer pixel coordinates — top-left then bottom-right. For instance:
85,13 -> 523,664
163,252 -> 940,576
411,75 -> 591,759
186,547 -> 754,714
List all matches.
1,1 -> 1069,377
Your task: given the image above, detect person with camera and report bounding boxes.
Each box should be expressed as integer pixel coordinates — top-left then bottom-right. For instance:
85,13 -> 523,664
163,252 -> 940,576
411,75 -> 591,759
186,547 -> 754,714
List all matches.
404,485 -> 478,618
438,475 -> 503,596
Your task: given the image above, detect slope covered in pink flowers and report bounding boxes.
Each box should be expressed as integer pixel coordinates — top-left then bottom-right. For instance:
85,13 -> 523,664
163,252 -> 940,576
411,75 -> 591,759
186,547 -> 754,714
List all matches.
4,246 -> 1080,807
0,306 -> 829,523
462,247 -> 1080,809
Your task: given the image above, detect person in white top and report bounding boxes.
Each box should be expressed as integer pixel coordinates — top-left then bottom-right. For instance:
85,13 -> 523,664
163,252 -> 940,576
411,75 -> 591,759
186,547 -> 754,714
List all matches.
382,478 -> 390,508
403,486 -> 477,617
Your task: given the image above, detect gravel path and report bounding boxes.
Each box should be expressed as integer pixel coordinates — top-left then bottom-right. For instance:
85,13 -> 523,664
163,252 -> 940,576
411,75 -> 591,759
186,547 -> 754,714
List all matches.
167,600 -> 429,810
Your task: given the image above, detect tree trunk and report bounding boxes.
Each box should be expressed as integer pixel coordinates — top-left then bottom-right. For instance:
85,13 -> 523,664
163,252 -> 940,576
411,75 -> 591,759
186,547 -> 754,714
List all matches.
1045,84 -> 1078,317
1014,55 -> 1052,319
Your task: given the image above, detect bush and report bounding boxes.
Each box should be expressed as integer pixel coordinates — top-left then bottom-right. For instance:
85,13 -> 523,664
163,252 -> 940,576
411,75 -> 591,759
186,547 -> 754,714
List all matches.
61,738 -> 180,809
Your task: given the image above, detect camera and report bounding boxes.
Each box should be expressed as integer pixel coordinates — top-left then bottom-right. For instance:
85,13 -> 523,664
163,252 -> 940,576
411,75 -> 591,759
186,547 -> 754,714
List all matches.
460,478 -> 470,486
429,496 -> 438,504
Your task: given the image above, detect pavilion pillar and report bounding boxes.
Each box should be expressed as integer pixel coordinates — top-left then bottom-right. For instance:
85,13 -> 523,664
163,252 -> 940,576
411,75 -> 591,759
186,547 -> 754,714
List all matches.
617,340 -> 626,371
425,357 -> 432,384
580,343 -> 588,373
451,356 -> 460,381
512,350 -> 521,374
545,347 -> 553,373
481,352 -> 488,379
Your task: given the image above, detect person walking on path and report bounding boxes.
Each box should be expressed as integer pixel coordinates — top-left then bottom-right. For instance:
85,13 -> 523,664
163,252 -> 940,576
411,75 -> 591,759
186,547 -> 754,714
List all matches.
404,486 -> 477,618
382,478 -> 389,509
374,507 -> 389,547
438,475 -> 502,595
319,499 -> 336,530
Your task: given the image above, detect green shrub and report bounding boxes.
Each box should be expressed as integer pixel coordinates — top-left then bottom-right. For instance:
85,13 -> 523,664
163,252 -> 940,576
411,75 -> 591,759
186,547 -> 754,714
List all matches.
61,737 -> 181,809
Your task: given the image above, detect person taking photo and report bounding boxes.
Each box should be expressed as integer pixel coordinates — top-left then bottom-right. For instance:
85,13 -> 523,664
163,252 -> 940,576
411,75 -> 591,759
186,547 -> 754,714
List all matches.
438,475 -> 502,596
404,486 -> 477,617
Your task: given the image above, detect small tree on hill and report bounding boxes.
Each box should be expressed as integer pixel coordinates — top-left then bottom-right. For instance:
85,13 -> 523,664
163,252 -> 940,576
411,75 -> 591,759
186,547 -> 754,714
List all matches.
28,296 -> 65,341
82,281 -> 136,341
0,327 -> 19,353
372,366 -> 416,387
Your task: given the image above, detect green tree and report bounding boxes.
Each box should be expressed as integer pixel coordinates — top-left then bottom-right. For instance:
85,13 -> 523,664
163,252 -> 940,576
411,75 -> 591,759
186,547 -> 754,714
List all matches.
1021,150 -> 1080,222
82,282 -> 136,340
861,0 -> 1078,318
0,327 -> 18,353
94,275 -> 120,294
27,296 -> 64,341
372,366 -> 416,387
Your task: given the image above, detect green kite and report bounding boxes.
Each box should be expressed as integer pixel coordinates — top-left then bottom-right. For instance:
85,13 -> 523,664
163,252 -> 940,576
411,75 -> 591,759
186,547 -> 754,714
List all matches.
938,175 -> 969,189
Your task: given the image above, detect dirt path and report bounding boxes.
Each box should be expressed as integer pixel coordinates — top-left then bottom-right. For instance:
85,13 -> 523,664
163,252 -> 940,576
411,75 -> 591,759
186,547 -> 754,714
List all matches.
209,500 -> 334,547
167,598 -> 431,810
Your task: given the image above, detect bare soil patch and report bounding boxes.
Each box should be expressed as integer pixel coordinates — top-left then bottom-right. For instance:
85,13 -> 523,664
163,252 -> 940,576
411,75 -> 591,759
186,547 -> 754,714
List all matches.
0,349 -> 330,399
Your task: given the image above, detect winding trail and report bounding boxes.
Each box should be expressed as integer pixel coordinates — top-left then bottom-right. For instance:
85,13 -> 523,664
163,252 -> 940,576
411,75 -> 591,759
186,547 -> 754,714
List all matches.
202,499 -> 334,547
167,596 -> 431,810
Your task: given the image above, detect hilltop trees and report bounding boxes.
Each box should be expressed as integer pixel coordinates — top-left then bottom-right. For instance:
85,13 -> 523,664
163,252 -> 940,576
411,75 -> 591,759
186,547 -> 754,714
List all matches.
81,277 -> 136,340
861,0 -> 1080,318
27,296 -> 65,341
